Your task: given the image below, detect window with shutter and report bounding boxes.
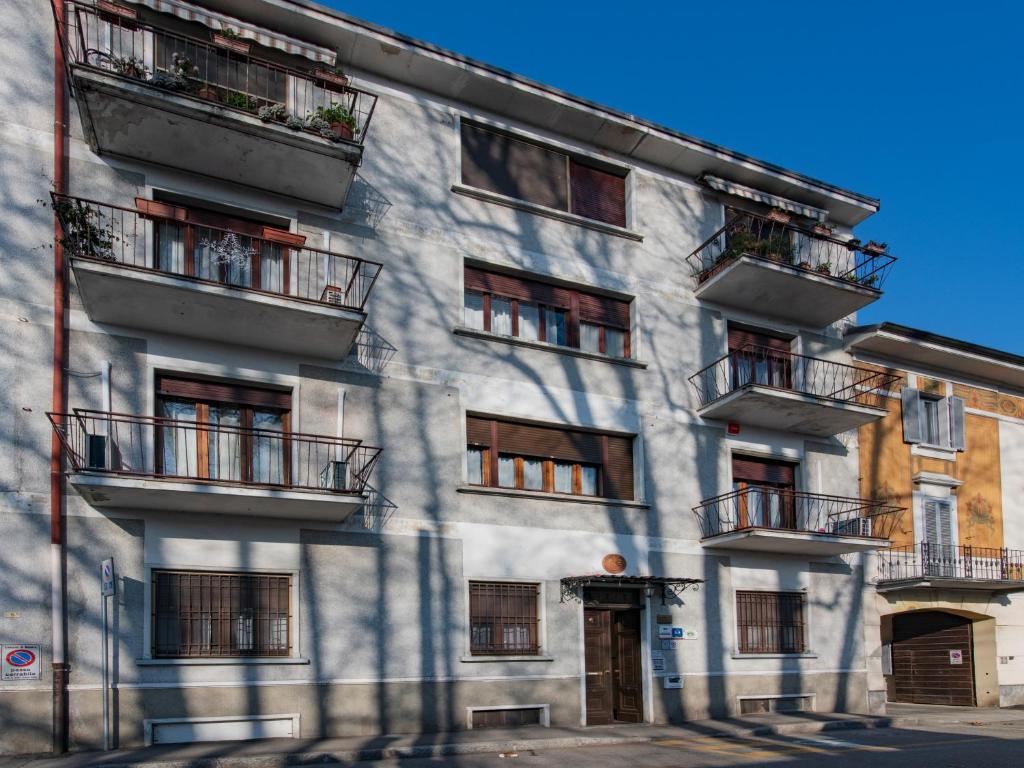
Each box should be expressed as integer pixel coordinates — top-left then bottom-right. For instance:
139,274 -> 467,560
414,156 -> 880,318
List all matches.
463,265 -> 632,358
465,416 -> 634,500
460,123 -> 629,228
949,396 -> 966,451
901,388 -> 924,444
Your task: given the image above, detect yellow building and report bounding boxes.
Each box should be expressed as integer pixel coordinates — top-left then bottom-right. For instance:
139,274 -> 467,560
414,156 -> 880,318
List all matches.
847,323 -> 1024,710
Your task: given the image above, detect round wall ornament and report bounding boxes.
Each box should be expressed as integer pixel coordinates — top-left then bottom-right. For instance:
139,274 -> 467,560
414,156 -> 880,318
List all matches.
602,554 -> 627,574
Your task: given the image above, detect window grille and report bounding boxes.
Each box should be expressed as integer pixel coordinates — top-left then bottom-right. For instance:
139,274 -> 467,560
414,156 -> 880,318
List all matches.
469,581 -> 540,656
736,590 -> 806,654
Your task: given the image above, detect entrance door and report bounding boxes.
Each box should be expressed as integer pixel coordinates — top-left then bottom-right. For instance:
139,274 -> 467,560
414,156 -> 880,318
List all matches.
612,609 -> 643,722
891,611 -> 975,706
584,607 -> 644,725
584,609 -> 613,725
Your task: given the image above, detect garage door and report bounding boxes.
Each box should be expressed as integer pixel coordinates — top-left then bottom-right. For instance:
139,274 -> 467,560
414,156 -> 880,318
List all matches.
891,611 -> 975,706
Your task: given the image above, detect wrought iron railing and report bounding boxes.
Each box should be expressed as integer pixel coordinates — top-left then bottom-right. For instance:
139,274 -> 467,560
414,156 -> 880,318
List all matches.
52,193 -> 382,310
689,344 -> 899,410
878,543 -> 1024,583
58,0 -> 377,145
49,409 -> 382,495
687,211 -> 896,289
692,487 -> 904,541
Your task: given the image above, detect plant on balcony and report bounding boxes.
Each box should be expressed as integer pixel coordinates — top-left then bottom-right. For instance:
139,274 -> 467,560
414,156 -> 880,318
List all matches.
766,207 -> 792,224
212,28 -> 251,55
810,221 -> 836,236
815,261 -> 832,275
223,90 -> 258,111
109,55 -> 147,80
285,115 -> 305,130
864,240 -> 889,254
150,53 -> 198,92
258,103 -> 289,122
846,237 -> 862,250
309,103 -> 358,141
719,230 -> 794,266
313,66 -> 349,87
199,232 -> 256,268
48,198 -> 115,261
859,273 -> 880,288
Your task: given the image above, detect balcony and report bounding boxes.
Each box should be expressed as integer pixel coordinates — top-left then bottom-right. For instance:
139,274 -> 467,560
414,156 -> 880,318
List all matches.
59,1 -> 378,208
687,212 -> 896,328
49,410 -> 382,522
54,194 -> 381,359
692,488 -> 904,555
877,543 -> 1024,592
689,345 -> 897,437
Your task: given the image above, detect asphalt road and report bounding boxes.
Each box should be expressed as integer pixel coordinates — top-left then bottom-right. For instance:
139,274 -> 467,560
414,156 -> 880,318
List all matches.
354,721 -> 1024,767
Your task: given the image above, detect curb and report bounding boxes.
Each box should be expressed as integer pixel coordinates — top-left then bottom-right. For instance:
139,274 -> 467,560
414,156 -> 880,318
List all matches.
86,716 -> 897,768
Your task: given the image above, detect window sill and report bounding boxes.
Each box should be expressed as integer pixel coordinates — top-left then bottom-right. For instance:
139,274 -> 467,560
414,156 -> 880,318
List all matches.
911,443 -> 958,461
460,655 -> 555,663
451,183 -> 644,242
136,657 -> 310,666
730,653 -> 818,660
454,326 -> 648,368
457,485 -> 648,508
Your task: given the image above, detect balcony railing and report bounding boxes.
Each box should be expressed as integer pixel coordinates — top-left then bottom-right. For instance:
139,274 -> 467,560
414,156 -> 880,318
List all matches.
687,211 -> 896,289
49,409 -> 382,495
59,0 -> 377,145
692,487 -> 904,541
878,543 -> 1024,584
53,194 -> 382,311
689,344 -> 899,409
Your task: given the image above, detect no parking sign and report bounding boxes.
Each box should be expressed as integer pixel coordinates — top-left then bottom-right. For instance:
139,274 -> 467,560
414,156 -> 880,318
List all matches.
2,645 -> 41,680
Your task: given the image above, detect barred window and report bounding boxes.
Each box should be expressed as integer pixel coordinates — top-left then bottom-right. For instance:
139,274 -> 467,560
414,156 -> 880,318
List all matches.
736,591 -> 806,654
469,581 -> 540,656
153,571 -> 291,658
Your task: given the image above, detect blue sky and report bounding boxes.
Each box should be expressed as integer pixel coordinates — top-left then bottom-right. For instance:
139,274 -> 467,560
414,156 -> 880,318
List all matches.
325,1 -> 1024,354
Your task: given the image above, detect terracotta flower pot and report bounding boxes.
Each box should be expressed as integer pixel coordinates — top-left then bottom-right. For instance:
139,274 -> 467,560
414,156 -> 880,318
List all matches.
330,122 -> 354,141
196,86 -> 221,102
314,69 -> 350,88
766,210 -> 791,224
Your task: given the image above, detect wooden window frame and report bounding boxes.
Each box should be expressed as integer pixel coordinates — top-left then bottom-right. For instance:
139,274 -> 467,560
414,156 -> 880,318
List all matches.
468,581 -> 541,656
152,569 -> 292,658
493,453 -> 602,497
736,590 -> 807,655
155,376 -> 292,486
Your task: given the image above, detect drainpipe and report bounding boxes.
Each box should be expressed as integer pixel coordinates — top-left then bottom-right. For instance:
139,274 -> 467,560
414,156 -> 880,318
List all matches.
50,0 -> 70,754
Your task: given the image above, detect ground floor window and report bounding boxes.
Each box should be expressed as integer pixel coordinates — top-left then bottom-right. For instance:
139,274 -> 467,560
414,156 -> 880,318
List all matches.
469,581 -> 540,656
153,570 -> 291,658
736,590 -> 806,654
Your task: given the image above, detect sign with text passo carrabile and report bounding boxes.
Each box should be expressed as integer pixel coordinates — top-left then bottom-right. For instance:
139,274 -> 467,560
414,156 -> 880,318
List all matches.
2,645 -> 41,681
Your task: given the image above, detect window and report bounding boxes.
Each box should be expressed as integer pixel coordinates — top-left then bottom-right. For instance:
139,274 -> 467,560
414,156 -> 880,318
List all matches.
156,375 -> 291,485
731,455 -> 797,530
466,416 -> 634,500
153,570 -> 290,658
469,581 -> 540,656
728,326 -> 792,391
463,265 -> 632,358
460,123 -> 627,227
901,388 -> 966,450
736,591 -> 806,654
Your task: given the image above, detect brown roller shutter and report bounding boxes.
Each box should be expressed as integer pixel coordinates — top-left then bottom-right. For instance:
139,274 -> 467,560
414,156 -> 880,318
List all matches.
732,455 -> 795,486
603,435 -> 635,500
461,124 -> 569,211
157,375 -> 291,410
464,266 -> 573,308
577,293 -> 630,328
496,421 -> 603,464
570,160 -> 626,227
728,326 -> 792,352
467,416 -> 492,446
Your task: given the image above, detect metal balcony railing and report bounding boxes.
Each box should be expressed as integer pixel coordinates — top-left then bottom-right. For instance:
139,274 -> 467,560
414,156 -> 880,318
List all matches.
878,542 -> 1024,583
52,193 -> 382,310
49,410 -> 382,495
58,0 -> 378,145
692,487 -> 905,541
689,344 -> 899,410
687,211 -> 896,289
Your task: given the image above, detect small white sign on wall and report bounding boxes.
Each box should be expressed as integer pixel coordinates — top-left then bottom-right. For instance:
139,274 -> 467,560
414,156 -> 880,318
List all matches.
658,626 -> 673,639
661,639 -> 679,650
664,675 -> 684,689
2,645 -> 40,681
950,649 -> 963,665
652,657 -> 666,672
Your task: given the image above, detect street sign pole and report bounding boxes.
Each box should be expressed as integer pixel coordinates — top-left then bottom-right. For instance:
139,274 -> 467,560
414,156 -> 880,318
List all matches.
100,558 -> 115,751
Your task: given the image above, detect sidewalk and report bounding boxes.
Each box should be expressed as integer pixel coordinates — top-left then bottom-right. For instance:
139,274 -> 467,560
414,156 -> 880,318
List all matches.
4,705 -> 1024,768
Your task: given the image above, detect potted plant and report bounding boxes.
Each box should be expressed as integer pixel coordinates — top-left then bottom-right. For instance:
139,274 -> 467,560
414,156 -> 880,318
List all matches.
258,103 -> 289,123
766,207 -> 792,224
313,67 -> 349,88
811,221 -> 835,236
97,0 -> 137,21
212,28 -> 251,55
815,262 -> 832,276
759,235 -> 793,264
860,273 -> 880,288
223,90 -> 257,111
846,237 -> 862,250
49,197 -> 116,261
150,52 -> 197,92
309,103 -> 358,140
798,260 -> 813,270
109,54 -> 147,79
863,240 -> 888,254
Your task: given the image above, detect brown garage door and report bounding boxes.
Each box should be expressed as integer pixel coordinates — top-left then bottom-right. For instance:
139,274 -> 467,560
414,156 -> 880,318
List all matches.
891,612 -> 975,706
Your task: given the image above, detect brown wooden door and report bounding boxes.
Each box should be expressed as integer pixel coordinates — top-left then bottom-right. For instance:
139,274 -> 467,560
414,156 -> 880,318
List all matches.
584,609 -> 613,725
612,609 -> 643,722
892,612 -> 976,706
